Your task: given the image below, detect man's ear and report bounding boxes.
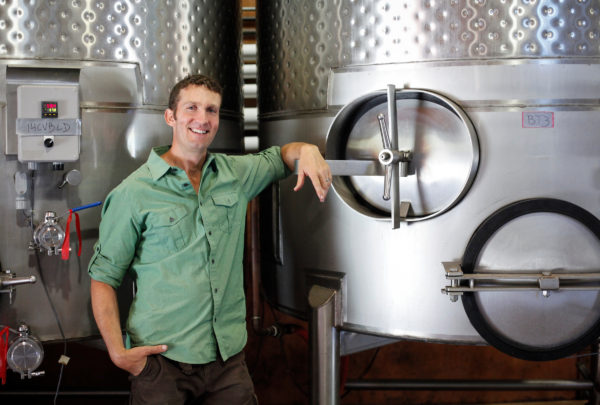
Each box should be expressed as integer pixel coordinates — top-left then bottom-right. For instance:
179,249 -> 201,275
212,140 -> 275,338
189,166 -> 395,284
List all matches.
164,108 -> 176,127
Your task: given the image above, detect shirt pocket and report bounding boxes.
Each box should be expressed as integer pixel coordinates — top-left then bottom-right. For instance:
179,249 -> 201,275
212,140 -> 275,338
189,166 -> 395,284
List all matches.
138,206 -> 189,263
210,192 -> 241,233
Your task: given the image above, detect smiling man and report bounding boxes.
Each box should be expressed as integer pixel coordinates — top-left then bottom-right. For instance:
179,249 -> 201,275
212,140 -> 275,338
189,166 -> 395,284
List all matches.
88,74 -> 331,404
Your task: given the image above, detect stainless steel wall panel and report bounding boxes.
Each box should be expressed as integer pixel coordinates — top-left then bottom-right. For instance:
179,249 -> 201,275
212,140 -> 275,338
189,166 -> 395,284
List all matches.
328,61 -> 600,109
79,64 -> 141,105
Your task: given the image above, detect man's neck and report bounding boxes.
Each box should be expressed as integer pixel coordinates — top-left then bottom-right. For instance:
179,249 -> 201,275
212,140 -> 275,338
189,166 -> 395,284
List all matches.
161,148 -> 207,192
162,147 -> 206,172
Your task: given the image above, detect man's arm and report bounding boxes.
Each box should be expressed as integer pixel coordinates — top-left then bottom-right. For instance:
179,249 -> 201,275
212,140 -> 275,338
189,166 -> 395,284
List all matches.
91,279 -> 167,375
280,142 -> 332,202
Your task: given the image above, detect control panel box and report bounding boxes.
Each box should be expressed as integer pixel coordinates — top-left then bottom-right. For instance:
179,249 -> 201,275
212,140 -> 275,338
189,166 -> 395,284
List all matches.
16,85 -> 81,163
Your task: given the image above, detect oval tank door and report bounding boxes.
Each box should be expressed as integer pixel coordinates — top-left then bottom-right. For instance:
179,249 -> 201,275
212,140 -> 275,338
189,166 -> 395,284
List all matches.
326,87 -> 479,226
445,198 -> 600,361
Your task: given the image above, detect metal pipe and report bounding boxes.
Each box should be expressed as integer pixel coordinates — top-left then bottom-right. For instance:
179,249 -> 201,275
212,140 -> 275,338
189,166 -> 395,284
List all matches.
445,286 -> 600,293
1,275 -> 36,287
247,198 -> 279,337
344,379 -> 593,391
454,272 -> 600,280
248,198 -> 263,334
309,285 -> 340,405
0,391 -> 129,396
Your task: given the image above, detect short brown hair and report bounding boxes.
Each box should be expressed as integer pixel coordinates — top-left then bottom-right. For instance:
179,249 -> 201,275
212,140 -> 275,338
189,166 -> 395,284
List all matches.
168,74 -> 223,112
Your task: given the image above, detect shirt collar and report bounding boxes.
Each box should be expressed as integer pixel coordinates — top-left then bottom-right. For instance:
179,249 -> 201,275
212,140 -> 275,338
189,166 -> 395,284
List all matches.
147,145 -> 172,181
147,146 -> 218,181
204,153 -> 217,173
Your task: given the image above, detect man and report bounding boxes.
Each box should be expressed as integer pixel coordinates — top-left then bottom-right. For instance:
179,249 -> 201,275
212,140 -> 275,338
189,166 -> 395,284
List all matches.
89,74 -> 331,404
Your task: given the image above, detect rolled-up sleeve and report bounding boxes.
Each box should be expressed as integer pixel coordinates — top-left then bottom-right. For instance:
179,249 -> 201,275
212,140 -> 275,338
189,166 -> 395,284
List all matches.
233,146 -> 291,199
88,185 -> 140,288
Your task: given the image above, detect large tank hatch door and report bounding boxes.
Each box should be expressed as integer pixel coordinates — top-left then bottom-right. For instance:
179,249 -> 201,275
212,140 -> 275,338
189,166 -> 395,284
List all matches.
326,87 -> 479,225
445,198 -> 600,361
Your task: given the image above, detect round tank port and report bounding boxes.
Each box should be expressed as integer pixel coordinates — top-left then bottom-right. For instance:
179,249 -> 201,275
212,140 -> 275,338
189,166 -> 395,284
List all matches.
326,88 -> 479,222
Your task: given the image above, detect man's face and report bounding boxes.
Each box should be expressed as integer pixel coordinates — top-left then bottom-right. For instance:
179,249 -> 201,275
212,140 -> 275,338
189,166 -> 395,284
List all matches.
164,85 -> 222,155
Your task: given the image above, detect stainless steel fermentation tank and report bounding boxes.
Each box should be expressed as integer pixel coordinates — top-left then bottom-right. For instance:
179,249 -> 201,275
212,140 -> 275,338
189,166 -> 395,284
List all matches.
0,0 -> 242,354
257,0 -> 600,362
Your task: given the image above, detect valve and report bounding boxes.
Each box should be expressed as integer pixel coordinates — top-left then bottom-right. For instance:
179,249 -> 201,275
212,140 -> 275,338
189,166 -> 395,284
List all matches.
32,211 -> 65,256
29,202 -> 101,258
57,169 -> 82,189
6,323 -> 44,379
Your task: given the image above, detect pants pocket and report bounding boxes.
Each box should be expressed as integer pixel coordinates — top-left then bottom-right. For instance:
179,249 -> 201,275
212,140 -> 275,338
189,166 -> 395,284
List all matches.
129,355 -> 155,381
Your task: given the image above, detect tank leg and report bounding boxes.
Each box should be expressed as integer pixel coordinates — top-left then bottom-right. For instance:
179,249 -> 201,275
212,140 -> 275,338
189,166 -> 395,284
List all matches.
308,282 -> 342,405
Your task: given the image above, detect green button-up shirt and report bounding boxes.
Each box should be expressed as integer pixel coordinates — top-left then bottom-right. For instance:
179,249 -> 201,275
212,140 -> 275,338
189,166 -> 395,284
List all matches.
88,145 -> 289,364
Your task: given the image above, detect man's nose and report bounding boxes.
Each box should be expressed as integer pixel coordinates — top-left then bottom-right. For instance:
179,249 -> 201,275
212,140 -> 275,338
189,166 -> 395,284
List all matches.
192,109 -> 209,123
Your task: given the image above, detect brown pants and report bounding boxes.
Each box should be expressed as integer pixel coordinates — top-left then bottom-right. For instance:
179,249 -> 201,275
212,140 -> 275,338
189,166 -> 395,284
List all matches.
129,351 -> 257,405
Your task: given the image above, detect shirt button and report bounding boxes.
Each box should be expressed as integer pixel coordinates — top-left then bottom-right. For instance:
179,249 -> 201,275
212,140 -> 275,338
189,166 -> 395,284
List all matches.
183,183 -> 189,187
211,259 -> 215,264
214,288 -> 218,293
208,231 -> 212,236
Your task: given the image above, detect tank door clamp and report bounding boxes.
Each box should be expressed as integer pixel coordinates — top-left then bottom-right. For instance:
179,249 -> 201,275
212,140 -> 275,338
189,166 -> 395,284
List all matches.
441,261 -> 600,302
441,262 -> 464,302
538,273 -> 560,294
376,84 -> 413,228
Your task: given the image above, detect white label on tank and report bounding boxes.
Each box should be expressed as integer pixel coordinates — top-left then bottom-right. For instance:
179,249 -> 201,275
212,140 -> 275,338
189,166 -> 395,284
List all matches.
522,112 -> 554,128
16,119 -> 81,136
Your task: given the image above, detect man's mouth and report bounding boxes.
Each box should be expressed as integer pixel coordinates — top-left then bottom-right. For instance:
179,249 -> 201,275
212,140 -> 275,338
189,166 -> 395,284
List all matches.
190,128 -> 209,135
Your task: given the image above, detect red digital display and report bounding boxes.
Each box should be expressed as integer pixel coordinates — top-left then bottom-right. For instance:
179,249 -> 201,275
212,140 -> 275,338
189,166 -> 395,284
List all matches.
41,101 -> 58,118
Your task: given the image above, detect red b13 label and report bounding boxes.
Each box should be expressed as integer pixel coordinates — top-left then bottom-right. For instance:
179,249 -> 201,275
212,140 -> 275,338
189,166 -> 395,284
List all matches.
522,111 -> 554,128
